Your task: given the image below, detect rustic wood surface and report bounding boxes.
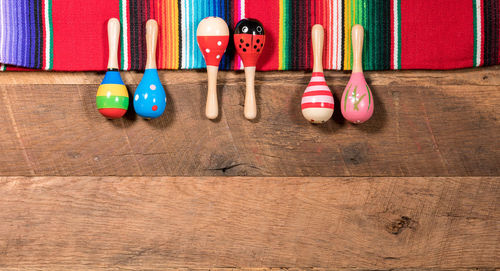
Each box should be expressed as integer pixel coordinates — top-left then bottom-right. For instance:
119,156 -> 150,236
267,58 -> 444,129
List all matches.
0,176 -> 498,270
0,67 -> 499,270
0,67 -> 499,176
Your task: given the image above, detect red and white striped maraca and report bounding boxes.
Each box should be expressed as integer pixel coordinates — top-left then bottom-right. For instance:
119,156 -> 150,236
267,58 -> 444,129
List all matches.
301,24 -> 334,124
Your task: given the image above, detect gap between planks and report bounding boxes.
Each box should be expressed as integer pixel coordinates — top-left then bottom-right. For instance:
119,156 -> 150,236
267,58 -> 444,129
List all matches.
0,66 -> 498,86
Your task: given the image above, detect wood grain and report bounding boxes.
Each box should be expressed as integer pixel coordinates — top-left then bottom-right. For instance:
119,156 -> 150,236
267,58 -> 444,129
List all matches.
0,176 -> 498,270
0,67 -> 498,176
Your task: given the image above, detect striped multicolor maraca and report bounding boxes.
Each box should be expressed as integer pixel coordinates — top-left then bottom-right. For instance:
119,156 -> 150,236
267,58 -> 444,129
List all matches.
234,18 -> 266,120
133,19 -> 166,119
341,24 -> 374,124
197,17 -> 230,119
96,18 -> 128,119
301,24 -> 334,124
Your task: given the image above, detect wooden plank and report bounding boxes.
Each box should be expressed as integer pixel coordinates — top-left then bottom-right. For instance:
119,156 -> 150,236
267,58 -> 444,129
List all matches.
0,89 -> 33,174
0,68 -> 498,176
0,176 -> 497,270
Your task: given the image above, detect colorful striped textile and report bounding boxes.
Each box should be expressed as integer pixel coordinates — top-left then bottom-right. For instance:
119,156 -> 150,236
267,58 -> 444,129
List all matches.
0,0 -> 498,71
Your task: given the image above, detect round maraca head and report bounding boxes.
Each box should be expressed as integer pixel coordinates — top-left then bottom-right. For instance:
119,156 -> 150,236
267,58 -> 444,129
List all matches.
97,71 -> 128,119
134,69 -> 166,119
340,73 -> 374,123
234,18 -> 265,67
301,72 -> 334,124
196,17 -> 229,67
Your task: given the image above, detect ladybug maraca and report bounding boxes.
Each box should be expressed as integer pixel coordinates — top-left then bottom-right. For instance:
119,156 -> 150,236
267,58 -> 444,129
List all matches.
234,18 -> 265,120
96,18 -> 129,119
341,24 -> 374,124
196,17 -> 230,119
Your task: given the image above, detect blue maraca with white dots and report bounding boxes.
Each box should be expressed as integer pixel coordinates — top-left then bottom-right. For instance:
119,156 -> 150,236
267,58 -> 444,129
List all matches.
134,19 -> 166,119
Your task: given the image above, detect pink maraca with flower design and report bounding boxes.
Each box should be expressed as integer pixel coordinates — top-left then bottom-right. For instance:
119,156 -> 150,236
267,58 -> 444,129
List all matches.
341,24 -> 374,124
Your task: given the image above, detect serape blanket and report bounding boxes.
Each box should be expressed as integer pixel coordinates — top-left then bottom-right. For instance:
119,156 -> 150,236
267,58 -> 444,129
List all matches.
0,0 -> 498,71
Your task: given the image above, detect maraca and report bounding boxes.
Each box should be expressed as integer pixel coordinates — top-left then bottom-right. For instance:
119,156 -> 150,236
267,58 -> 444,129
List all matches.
196,17 -> 229,119
133,19 -> 166,119
234,18 -> 265,120
341,24 -> 374,124
96,18 -> 129,119
301,24 -> 334,124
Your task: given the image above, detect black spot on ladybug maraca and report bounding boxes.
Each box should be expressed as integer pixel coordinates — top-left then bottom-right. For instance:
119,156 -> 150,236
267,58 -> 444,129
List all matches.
243,48 -> 246,52
240,39 -> 244,43
239,44 -> 242,48
254,45 -> 257,49
256,39 -> 260,43
257,49 -> 260,52
246,43 -> 249,47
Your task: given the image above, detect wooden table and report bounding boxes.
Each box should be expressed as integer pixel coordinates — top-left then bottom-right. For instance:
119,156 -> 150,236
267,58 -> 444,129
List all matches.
0,67 -> 498,270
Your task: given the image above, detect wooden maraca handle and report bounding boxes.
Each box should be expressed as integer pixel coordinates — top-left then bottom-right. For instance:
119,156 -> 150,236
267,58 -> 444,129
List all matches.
312,24 -> 324,73
206,65 -> 219,119
352,24 -> 364,73
145,19 -> 158,69
107,18 -> 120,70
244,66 -> 257,120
